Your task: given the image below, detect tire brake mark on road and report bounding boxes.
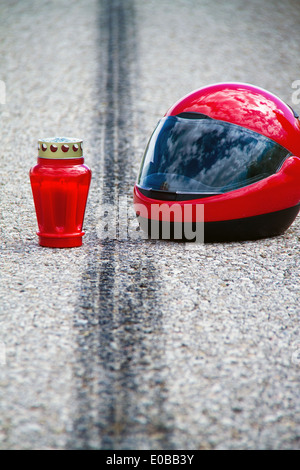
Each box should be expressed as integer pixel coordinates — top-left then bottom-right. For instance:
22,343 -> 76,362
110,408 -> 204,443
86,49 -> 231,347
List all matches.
71,0 -> 174,450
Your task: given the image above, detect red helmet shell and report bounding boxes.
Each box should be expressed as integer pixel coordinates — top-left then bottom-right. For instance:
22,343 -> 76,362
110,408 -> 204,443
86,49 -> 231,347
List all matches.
134,83 -> 300,241
166,82 -> 300,157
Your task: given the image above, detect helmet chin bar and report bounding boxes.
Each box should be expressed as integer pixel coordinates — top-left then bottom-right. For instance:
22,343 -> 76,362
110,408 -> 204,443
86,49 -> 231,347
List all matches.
134,156 -> 300,242
135,204 -> 300,243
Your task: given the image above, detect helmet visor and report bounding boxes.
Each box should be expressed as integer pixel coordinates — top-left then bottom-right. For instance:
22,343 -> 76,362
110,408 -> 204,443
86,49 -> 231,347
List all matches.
137,115 -> 291,197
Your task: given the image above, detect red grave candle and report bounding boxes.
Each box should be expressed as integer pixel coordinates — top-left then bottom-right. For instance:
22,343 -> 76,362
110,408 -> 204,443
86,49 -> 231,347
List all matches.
29,137 -> 91,248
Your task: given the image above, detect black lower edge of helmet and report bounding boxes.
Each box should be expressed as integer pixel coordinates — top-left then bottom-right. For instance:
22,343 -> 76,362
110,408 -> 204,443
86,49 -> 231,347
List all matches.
137,204 -> 300,243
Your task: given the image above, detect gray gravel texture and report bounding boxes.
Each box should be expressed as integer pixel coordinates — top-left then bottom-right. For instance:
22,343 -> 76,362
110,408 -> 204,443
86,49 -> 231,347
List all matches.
0,0 -> 299,450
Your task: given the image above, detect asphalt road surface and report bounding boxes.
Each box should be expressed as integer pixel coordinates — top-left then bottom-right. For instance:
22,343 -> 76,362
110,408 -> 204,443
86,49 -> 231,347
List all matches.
0,0 -> 299,450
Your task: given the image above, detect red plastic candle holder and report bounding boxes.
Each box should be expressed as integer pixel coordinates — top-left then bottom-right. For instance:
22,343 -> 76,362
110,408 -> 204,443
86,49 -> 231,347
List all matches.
29,137 -> 91,248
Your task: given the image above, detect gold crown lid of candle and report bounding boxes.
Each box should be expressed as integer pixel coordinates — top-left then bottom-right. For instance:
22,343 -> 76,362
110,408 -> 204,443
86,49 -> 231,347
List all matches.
38,137 -> 83,158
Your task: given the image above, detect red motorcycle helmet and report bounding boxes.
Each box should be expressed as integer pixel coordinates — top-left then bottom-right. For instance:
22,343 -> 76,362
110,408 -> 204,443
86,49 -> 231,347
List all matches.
134,82 -> 300,241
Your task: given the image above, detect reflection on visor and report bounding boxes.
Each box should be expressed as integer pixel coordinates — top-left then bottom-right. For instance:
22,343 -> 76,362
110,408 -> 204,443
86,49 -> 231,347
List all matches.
137,114 -> 291,197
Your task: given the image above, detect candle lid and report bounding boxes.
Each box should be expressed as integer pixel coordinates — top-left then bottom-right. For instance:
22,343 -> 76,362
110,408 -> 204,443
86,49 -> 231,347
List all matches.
38,137 -> 83,158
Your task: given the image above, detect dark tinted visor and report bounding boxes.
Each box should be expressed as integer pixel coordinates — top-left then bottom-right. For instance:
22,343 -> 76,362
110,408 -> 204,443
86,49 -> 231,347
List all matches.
137,114 -> 291,198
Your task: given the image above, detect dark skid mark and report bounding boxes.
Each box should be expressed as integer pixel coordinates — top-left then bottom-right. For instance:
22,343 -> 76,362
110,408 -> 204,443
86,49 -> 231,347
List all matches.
70,0 -> 173,450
